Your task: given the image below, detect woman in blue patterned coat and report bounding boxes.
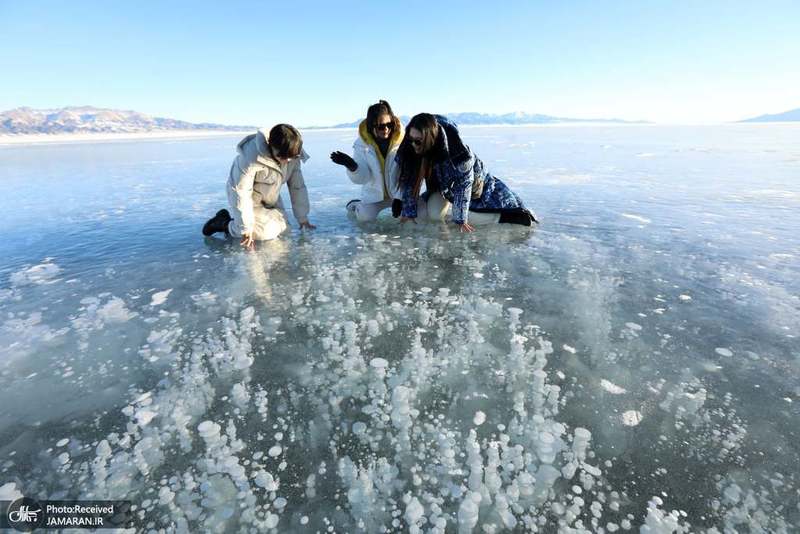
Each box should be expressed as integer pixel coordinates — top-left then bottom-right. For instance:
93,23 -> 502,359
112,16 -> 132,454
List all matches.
397,113 -> 537,232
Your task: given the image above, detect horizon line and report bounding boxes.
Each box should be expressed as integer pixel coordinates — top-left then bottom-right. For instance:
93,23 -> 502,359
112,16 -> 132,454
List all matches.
2,104 -> 799,129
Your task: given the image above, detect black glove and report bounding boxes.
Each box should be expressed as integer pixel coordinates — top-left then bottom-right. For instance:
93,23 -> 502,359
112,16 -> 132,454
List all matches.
330,151 -> 357,172
392,198 -> 403,218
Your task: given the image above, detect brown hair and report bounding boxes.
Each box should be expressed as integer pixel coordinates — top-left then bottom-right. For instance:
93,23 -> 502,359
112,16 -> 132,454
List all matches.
397,113 -> 440,194
366,100 -> 397,132
268,124 -> 303,159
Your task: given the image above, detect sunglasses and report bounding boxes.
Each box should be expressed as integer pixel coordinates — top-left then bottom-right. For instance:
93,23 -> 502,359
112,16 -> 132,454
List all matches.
409,137 -> 423,147
374,122 -> 393,131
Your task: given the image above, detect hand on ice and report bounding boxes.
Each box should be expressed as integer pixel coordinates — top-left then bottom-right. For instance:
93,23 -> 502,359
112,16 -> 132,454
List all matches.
299,221 -> 317,230
240,233 -> 255,250
330,151 -> 357,172
458,222 -> 476,233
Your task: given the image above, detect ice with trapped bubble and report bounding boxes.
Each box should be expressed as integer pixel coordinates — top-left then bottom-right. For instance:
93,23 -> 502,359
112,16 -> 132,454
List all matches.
1,123 -> 799,532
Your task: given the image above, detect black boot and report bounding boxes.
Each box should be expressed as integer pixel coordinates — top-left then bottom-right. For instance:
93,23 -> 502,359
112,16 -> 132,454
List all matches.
499,208 -> 537,226
202,209 -> 231,236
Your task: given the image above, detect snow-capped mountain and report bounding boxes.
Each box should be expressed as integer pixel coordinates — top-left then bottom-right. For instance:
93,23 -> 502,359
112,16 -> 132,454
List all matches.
319,111 -> 646,129
0,106 -> 255,134
739,107 -> 800,122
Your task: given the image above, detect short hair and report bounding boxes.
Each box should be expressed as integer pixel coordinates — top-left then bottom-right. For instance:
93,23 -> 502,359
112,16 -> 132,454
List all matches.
268,124 -> 302,158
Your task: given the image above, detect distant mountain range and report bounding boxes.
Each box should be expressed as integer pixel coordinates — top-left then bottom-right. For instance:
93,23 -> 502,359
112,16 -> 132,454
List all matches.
0,106 -> 255,135
315,111 -> 648,129
739,107 -> 800,123
0,107 -> 648,136
5,105 -> 796,136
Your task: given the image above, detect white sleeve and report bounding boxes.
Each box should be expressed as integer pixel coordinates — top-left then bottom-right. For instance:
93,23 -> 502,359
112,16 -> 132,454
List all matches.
287,162 -> 310,224
345,144 -> 373,185
230,161 -> 258,235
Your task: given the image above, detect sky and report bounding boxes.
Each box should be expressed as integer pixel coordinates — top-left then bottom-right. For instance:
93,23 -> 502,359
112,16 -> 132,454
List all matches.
1,1 -> 799,126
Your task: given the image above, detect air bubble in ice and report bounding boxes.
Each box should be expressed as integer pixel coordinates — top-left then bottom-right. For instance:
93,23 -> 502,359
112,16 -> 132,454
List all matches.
150,289 -> 172,306
370,358 -> 388,369
622,411 -> 643,426
600,379 -> 627,395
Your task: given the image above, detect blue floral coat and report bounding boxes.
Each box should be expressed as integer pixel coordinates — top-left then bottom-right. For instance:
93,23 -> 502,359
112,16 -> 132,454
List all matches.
399,115 -> 526,224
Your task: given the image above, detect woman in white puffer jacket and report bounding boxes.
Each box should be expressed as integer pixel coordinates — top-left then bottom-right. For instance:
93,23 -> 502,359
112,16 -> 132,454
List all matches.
330,100 -> 404,221
202,124 -> 315,249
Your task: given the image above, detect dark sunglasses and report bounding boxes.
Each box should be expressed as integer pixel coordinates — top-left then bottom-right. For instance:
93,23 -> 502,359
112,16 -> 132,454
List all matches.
409,137 -> 423,147
374,122 -> 393,131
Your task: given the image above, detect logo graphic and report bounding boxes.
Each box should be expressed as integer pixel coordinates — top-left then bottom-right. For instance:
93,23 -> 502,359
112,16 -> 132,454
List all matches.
9,505 -> 40,522
6,498 -> 45,532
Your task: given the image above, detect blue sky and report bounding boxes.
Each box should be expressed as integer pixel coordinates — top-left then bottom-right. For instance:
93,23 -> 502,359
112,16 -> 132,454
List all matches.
1,1 -> 798,126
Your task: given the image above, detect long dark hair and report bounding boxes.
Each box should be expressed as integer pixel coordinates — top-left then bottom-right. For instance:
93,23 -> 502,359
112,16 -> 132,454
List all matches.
366,100 -> 397,132
397,113 -> 440,192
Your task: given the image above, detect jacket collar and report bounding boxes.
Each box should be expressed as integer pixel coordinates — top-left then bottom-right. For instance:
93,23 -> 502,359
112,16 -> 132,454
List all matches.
433,115 -> 468,164
358,117 -> 403,175
358,116 -> 403,153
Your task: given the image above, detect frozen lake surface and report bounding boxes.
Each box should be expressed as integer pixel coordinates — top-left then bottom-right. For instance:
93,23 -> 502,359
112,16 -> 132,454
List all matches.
1,124 -> 799,532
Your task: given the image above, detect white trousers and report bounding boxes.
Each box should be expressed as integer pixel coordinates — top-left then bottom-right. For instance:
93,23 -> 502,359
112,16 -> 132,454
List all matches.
227,188 -> 288,241
352,199 -> 393,222
422,193 -> 501,225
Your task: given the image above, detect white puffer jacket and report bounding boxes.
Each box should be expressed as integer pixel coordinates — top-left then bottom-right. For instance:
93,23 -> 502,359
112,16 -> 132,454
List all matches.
227,130 -> 310,234
346,118 -> 403,203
